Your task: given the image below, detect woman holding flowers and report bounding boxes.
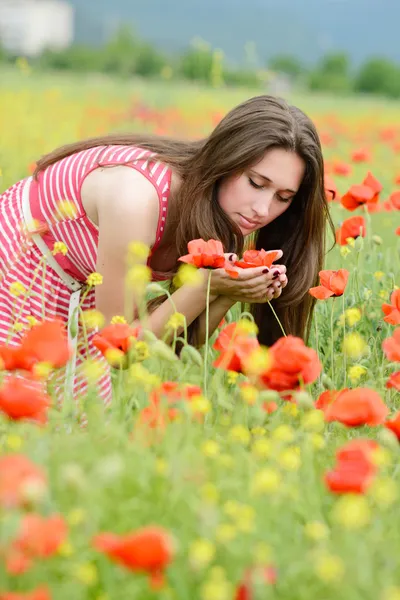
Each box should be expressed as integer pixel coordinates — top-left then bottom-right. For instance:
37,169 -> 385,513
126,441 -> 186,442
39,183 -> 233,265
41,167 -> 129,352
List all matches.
0,95 -> 333,401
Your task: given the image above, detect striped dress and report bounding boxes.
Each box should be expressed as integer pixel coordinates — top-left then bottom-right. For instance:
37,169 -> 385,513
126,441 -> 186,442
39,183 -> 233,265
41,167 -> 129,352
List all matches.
0,146 -> 172,404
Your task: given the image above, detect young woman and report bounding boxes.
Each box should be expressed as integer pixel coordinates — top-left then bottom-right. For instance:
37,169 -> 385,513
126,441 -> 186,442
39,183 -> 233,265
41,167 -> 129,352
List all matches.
0,95 -> 333,402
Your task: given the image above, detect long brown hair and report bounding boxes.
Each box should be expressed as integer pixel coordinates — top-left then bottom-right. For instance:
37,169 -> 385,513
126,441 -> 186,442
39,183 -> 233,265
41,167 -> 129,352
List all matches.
35,95 -> 334,347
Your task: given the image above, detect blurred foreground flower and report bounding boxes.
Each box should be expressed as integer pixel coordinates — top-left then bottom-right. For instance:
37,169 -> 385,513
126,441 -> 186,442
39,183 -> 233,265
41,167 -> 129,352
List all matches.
93,526 -> 175,589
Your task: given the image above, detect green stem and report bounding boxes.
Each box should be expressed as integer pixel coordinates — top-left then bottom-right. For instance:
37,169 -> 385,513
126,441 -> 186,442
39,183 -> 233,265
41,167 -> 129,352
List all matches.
203,271 -> 212,398
342,293 -> 346,388
267,301 -> 287,337
330,298 -> 335,383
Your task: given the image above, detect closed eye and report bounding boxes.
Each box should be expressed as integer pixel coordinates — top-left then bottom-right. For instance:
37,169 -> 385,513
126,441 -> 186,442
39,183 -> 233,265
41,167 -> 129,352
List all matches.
249,177 -> 293,203
248,177 -> 264,190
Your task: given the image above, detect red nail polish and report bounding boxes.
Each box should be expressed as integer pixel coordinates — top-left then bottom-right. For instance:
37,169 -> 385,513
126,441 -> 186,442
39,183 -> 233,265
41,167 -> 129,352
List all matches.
262,268 -> 269,273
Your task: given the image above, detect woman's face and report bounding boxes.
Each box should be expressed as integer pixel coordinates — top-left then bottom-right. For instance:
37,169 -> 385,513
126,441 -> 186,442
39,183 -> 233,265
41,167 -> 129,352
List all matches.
218,148 -> 305,235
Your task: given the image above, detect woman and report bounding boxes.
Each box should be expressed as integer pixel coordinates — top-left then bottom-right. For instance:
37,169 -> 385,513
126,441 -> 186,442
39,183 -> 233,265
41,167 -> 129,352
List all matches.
0,95 -> 333,402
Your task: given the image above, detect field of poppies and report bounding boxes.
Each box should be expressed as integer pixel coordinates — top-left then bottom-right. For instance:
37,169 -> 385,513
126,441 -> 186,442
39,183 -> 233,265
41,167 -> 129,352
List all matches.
0,66 -> 400,600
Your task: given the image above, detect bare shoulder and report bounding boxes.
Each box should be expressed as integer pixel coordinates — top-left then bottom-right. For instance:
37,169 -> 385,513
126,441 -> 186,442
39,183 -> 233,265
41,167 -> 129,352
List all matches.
81,165 -> 160,242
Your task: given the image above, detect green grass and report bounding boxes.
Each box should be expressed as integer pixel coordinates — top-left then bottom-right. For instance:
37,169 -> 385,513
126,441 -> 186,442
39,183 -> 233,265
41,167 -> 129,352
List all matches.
0,66 -> 399,600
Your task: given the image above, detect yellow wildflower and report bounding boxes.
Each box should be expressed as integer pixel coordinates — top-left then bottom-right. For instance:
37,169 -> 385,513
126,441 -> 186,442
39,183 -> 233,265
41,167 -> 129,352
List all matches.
251,468 -> 282,495
301,409 -> 325,432
166,312 -> 186,331
26,315 -> 39,328
240,383 -> 258,405
342,332 -> 368,360
32,361 -> 53,379
242,346 -> 271,376
344,307 -> 362,326
272,424 -> 295,442
278,447 -> 301,471
374,271 -> 385,281
201,440 -> 220,458
236,318 -> 259,336
58,541 -> 74,557
74,562 -> 98,586
86,272 -> 103,286
304,521 -> 330,541
127,241 -> 150,261
174,264 -> 203,287
282,402 -> 299,417
315,553 -> 345,583
67,508 -> 86,526
229,425 -> 251,445
227,370 -> 239,385
309,433 -> 326,449
133,340 -> 150,361
81,309 -> 105,330
57,200 -> 77,219
5,434 -> 23,451
9,281 -> 26,297
190,395 -> 211,415
110,315 -> 127,324
348,364 -> 367,383
52,241 -> 68,256
252,438 -> 272,459
200,483 -> 219,504
368,477 -> 398,509
345,237 -> 355,247
332,495 -> 371,529
189,539 -> 216,570
215,523 -> 237,543
382,587 -> 400,600
340,246 -> 351,258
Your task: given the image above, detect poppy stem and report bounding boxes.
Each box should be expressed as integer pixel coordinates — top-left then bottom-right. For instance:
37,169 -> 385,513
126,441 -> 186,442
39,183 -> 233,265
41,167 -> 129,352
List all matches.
203,271 -> 212,398
330,298 -> 335,383
267,301 -> 287,337
342,293 -> 346,388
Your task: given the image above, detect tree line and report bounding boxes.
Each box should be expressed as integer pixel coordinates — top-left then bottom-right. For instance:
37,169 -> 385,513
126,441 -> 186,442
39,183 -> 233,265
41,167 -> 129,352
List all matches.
1,26 -> 399,98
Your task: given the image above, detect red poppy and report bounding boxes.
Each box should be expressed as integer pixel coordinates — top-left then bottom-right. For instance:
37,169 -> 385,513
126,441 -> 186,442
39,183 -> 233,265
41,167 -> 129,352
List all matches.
213,323 -> 260,373
389,191 -> 400,210
263,401 -> 278,414
386,371 -> 400,391
341,172 -> 382,211
382,328 -> 400,362
179,239 -> 226,269
0,376 -> 51,424
384,411 -> 400,440
382,290 -> 400,325
396,226 -> 400,236
12,514 -> 67,559
235,565 -> 277,600
324,174 -> 339,202
325,439 -> 379,494
315,389 -> 344,411
0,586 -> 51,600
179,238 -> 240,278
93,526 -> 174,588
234,249 -> 280,269
0,455 -> 46,509
309,269 -> 349,300
92,323 -> 141,357
351,148 -> 371,163
0,320 -> 71,373
257,335 -> 321,392
332,161 -> 352,177
335,216 -> 366,246
324,388 -> 389,427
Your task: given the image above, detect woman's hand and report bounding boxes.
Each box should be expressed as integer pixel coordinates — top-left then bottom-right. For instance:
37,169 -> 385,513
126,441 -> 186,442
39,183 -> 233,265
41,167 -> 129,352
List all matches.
200,251 -> 288,305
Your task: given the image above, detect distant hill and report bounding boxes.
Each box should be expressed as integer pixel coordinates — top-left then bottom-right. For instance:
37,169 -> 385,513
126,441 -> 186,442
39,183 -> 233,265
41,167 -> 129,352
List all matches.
68,0 -> 400,66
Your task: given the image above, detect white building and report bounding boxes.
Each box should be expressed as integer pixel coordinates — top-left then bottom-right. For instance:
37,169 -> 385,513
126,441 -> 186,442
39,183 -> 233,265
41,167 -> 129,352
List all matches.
0,0 -> 74,57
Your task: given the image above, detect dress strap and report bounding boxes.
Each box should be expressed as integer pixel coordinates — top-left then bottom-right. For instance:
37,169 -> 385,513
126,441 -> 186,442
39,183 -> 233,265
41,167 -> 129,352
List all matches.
21,177 -> 81,404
